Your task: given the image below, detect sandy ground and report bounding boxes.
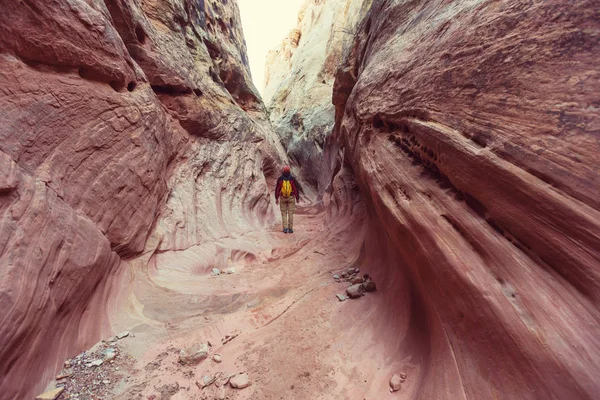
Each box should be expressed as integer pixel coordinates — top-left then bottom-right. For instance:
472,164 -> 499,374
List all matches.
60,205 -> 411,400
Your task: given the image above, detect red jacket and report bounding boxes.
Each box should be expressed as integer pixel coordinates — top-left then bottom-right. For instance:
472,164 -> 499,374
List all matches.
275,174 -> 300,201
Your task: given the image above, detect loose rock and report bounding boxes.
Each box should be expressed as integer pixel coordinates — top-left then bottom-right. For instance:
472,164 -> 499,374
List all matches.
352,276 -> 364,284
333,274 -> 340,280
211,268 -> 221,276
200,375 -> 216,388
36,387 -> 64,400
117,331 -> 130,339
213,354 -> 222,363
215,387 -> 226,400
89,359 -> 103,367
102,348 -> 117,361
390,374 -> 402,391
363,280 -> 376,292
56,370 -> 72,379
179,343 -> 209,365
346,284 -> 364,299
336,294 -> 346,301
230,373 -> 251,389
400,372 -> 407,379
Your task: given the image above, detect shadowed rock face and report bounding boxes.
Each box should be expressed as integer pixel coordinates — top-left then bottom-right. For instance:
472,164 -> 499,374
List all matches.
330,0 -> 600,398
264,0 -> 367,195
0,0 -> 285,398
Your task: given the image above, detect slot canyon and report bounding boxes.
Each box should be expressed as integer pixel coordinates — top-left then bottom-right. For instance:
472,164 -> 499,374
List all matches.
0,0 -> 599,399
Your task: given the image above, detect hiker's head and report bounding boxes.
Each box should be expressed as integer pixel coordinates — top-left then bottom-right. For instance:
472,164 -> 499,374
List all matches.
282,165 -> 291,174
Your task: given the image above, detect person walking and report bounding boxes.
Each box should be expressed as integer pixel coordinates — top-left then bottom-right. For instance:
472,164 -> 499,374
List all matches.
275,165 -> 300,233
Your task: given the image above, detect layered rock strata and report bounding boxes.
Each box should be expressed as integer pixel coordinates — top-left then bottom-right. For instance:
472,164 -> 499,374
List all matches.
330,0 -> 600,398
264,0 -> 368,194
0,1 -> 285,398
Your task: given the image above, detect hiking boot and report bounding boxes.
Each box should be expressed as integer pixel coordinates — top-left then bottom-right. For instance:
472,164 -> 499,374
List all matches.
283,228 -> 288,233
289,228 -> 294,234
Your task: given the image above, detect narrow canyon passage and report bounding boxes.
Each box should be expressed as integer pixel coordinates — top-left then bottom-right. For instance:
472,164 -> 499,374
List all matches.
1,0 -> 599,399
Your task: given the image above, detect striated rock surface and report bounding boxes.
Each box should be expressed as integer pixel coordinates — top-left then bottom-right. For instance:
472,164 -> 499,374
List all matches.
331,0 -> 600,399
264,0 -> 367,194
0,0 -> 285,398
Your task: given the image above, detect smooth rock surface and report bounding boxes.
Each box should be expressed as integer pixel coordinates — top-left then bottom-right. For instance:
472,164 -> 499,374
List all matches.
329,0 -> 600,398
0,0 -> 286,398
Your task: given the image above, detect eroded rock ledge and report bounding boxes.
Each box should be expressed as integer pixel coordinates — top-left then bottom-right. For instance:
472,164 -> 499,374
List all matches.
0,1 -> 285,398
329,0 -> 600,398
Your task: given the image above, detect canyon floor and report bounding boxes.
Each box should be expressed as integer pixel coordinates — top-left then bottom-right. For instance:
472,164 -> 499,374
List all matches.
45,204 -> 408,400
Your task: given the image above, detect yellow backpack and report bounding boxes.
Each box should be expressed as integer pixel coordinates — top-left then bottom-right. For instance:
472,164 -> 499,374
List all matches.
281,179 -> 292,198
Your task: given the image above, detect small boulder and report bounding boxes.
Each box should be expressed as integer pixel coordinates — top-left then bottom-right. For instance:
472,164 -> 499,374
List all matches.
336,294 -> 346,301
230,373 -> 251,389
346,284 -> 364,299
363,280 -> 376,292
211,268 -> 221,276
225,267 -> 236,274
213,354 -> 222,363
36,387 -> 64,400
333,274 -> 340,280
179,343 -> 209,365
400,372 -> 407,379
390,374 -> 402,391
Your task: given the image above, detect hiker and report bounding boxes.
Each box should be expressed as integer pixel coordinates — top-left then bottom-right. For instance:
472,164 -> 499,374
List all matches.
275,165 -> 300,233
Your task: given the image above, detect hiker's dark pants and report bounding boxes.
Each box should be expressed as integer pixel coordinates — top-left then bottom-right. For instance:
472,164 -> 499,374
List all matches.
280,196 -> 296,230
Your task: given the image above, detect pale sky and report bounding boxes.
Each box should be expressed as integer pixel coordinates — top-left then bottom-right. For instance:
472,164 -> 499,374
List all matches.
238,0 -> 306,95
